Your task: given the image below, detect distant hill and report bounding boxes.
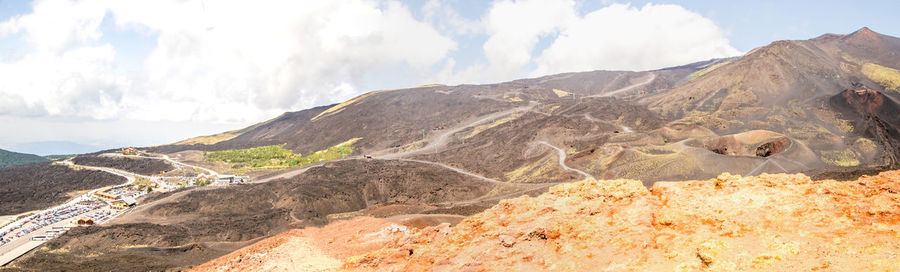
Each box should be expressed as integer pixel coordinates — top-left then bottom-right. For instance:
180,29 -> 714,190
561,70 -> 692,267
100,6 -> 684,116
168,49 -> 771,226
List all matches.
0,148 -> 49,168
5,141 -> 104,156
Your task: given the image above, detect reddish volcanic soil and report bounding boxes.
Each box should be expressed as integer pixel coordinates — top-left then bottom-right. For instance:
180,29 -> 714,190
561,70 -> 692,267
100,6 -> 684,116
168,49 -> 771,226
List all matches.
194,170 -> 900,271
189,217 -> 414,272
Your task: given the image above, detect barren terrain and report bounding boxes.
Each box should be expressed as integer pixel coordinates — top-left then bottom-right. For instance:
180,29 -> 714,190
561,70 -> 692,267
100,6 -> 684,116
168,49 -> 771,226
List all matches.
0,163 -> 125,215
191,170 -> 900,271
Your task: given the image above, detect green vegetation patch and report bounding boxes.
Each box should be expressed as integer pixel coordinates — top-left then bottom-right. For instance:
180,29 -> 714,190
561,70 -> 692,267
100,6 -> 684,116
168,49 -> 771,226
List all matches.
552,89 -> 571,97
175,115 -> 281,145
820,148 -> 861,167
465,113 -> 523,139
505,156 -> 558,183
862,63 -> 900,93
855,138 -> 877,154
205,138 -> 361,173
690,61 -> 730,81
312,91 -> 384,121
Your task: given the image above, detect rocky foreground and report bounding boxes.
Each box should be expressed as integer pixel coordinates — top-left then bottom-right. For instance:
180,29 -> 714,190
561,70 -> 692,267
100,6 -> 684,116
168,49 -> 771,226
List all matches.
194,170 -> 900,271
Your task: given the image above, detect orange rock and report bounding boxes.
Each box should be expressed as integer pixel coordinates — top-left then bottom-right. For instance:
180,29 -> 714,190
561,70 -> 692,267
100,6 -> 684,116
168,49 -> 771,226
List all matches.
194,171 -> 900,271
342,171 -> 900,271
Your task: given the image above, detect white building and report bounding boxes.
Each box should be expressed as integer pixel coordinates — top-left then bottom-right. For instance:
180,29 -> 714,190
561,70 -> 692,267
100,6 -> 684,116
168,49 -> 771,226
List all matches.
122,197 -> 137,207
215,175 -> 249,184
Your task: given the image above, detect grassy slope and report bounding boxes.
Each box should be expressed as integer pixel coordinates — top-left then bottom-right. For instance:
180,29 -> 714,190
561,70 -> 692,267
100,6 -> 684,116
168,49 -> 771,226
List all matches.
0,148 -> 49,168
862,63 -> 900,92
205,138 -> 361,173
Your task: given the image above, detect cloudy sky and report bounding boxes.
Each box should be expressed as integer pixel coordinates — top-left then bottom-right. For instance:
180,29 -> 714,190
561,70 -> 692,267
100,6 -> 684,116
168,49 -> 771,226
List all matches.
0,0 -> 897,155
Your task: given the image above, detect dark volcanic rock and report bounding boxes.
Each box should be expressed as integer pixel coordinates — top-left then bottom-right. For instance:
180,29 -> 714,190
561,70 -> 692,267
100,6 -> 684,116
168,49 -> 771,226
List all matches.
72,155 -> 174,176
0,163 -> 125,215
9,159 -> 495,271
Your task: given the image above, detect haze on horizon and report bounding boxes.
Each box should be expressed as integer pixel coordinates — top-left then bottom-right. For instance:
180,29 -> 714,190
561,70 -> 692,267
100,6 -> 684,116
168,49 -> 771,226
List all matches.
0,0 -> 897,155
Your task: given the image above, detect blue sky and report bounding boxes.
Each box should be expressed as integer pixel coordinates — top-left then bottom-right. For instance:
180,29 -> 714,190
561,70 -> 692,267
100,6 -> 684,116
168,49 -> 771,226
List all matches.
0,0 -> 897,155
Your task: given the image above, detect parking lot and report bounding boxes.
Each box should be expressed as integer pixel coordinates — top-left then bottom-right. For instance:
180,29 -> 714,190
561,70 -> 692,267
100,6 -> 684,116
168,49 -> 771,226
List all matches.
106,186 -> 141,199
2,153 -> 220,266
0,200 -> 104,248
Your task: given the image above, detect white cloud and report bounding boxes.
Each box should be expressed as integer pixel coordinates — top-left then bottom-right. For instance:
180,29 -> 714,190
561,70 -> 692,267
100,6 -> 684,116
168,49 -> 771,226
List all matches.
422,0 -> 482,36
0,0 -> 457,124
480,0 -> 576,80
533,3 -> 740,75
0,0 -> 107,52
115,0 -> 457,122
0,0 -> 124,121
435,1 -> 738,84
0,0 -> 741,149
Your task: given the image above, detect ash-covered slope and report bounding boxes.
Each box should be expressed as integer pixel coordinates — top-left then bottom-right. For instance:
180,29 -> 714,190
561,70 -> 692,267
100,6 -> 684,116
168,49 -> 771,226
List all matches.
0,163 -> 126,215
194,170 -> 900,271
150,66 -> 703,157
616,27 -> 900,179
641,27 -> 900,120
71,154 -> 174,176
7,159 -> 497,271
149,29 -> 900,185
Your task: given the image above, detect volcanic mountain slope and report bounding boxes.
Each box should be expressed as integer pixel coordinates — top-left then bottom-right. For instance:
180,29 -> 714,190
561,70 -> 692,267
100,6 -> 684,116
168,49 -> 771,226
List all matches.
632,27 -> 900,176
642,27 -> 900,119
192,170 -> 900,271
71,154 -> 175,176
0,163 -> 126,215
5,159 -> 501,271
0,148 -> 48,168
149,64 -> 707,158
147,62 -> 716,185
408,97 -> 667,184
145,29 -> 900,186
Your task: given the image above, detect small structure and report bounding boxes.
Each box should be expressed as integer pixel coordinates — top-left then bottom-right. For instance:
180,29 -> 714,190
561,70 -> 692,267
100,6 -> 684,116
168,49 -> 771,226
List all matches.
122,147 -> 137,155
215,175 -> 234,183
215,175 -> 249,184
93,190 -> 119,201
122,196 -> 137,207
110,200 -> 133,210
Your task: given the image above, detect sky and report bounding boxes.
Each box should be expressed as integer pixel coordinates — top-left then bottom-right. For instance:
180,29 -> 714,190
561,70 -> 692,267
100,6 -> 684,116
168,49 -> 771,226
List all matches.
0,0 -> 897,155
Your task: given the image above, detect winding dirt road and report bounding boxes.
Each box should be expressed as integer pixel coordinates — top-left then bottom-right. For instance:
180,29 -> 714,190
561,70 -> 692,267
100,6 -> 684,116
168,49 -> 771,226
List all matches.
377,101 -> 537,159
392,158 -> 504,184
102,153 -> 218,176
580,113 -> 633,133
535,141 -> 594,179
591,72 -> 656,97
254,157 -> 367,184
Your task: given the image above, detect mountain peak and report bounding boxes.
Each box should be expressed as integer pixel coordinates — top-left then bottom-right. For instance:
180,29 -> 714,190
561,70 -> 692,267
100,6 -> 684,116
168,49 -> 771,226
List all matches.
845,26 -> 882,41
856,26 -> 875,34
